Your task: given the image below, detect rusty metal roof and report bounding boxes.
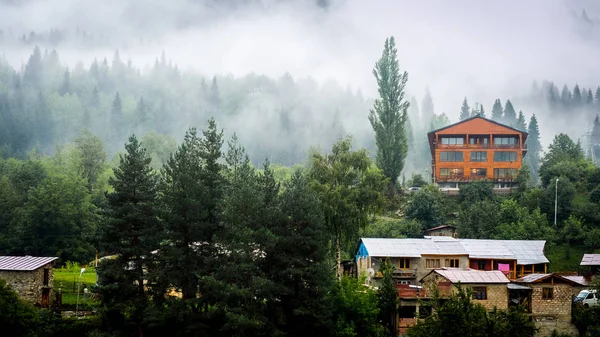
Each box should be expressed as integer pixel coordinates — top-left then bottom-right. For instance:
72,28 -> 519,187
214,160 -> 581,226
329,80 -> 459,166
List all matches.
514,273 -> 549,283
580,254 -> 600,266
431,268 -> 510,284
0,256 -> 58,271
561,275 -> 588,286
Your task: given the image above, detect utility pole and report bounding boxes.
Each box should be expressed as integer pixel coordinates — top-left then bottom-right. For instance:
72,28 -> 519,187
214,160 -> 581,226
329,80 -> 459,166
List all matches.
554,178 -> 559,226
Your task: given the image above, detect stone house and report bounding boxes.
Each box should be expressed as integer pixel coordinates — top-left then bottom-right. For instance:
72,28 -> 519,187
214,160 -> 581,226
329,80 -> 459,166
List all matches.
0,256 -> 58,307
580,253 -> 600,276
512,273 -> 586,337
420,268 -> 510,311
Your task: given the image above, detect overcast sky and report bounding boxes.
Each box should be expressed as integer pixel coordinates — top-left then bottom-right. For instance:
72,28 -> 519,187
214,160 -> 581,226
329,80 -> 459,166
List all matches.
1,0 -> 599,145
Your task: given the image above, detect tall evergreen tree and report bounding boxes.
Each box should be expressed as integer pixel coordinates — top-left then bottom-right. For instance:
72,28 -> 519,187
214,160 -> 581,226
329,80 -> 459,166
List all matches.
22,46 -> 43,88
491,99 -> 503,121
478,105 -> 486,118
32,92 -> 52,154
459,97 -> 471,121
586,89 -> 594,106
378,259 -> 398,337
59,68 -> 70,96
572,84 -> 582,107
503,99 -> 517,126
595,87 -> 600,113
111,92 -> 124,141
368,36 -> 410,187
421,88 -> 434,126
591,115 -> 600,163
516,110 -> 527,131
525,114 -> 542,179
98,134 -> 160,337
134,97 -> 148,132
560,84 -> 572,109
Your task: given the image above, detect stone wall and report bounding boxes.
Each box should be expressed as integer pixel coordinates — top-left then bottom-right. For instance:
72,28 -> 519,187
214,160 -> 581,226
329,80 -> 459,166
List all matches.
0,263 -> 54,306
530,283 -> 578,337
467,284 -> 508,311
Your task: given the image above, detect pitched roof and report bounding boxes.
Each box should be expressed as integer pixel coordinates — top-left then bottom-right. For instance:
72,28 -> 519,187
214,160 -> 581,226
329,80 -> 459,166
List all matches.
424,268 -> 510,284
427,115 -> 527,136
358,237 -> 548,265
0,256 -> 58,271
425,225 -> 457,232
513,273 -> 585,286
580,254 -> 600,266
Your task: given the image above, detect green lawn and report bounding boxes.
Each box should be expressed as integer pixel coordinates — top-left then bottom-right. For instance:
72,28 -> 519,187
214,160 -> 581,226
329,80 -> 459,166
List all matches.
54,266 -> 100,308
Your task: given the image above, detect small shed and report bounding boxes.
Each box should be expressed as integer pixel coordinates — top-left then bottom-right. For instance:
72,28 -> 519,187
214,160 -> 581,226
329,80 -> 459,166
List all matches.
424,225 -> 457,238
420,268 -> 510,310
0,256 -> 58,307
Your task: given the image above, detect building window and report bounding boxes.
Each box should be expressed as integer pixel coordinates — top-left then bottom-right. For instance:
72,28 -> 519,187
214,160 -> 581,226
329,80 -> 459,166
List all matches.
397,258 -> 411,269
472,287 -> 487,300
542,287 -> 553,300
440,151 -> 464,162
445,259 -> 459,268
493,137 -> 518,145
493,151 -> 518,162
425,259 -> 440,269
494,168 -> 517,178
441,137 -> 464,145
440,168 -> 464,177
471,168 -> 487,177
477,260 -> 487,270
470,151 -> 487,162
43,268 -> 49,286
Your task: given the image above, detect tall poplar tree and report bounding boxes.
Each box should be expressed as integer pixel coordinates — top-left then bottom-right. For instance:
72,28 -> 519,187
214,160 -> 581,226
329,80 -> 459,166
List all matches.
368,36 -> 410,188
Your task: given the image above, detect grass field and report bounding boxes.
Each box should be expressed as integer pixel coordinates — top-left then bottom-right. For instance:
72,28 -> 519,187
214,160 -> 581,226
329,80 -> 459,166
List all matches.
54,263 -> 100,308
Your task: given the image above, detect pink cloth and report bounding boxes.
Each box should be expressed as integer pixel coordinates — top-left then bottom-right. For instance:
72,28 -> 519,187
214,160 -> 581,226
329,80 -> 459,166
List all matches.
498,263 -> 510,272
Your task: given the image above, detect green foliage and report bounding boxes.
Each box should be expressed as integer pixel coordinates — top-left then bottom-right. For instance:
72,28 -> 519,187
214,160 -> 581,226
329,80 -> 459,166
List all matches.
328,276 -> 385,337
494,199 -> 553,240
75,129 -> 107,192
407,173 -> 428,187
405,185 -> 449,228
526,114 -> 542,179
491,99 -> 503,121
378,259 -> 398,337
309,137 -> 386,277
407,284 -> 537,337
459,180 -> 493,205
459,97 -> 471,121
0,279 -> 40,337
369,36 -> 410,187
539,133 -> 586,187
362,217 -> 424,238
457,199 -> 502,238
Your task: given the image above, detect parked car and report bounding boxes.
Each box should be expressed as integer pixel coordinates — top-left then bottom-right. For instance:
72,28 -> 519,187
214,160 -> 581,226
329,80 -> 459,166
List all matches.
574,289 -> 599,307
407,187 -> 421,193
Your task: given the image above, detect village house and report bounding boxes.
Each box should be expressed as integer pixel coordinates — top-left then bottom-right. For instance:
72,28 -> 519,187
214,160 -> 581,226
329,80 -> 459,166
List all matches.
423,225 -> 457,238
512,273 -> 588,337
0,256 -> 58,307
580,253 -> 600,276
420,268 -> 510,310
427,115 -> 528,192
355,236 -> 548,286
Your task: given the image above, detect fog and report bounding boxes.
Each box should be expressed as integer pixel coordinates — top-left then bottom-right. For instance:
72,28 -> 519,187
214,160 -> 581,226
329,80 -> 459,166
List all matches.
1,0 -> 599,164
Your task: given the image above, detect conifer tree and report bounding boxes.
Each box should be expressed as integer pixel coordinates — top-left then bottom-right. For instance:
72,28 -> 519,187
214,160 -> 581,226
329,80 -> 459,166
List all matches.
98,134 -> 160,336
459,97 -> 471,121
134,97 -> 148,132
111,92 -> 124,141
591,115 -> 600,163
421,88 -> 434,126
526,114 -> 542,179
23,46 -> 43,88
586,89 -> 594,106
516,111 -> 527,131
560,85 -> 572,109
491,99 -> 503,121
595,87 -> 600,112
478,105 -> 486,118
573,84 -> 582,107
59,68 -> 70,96
503,99 -> 517,126
369,36 -> 410,188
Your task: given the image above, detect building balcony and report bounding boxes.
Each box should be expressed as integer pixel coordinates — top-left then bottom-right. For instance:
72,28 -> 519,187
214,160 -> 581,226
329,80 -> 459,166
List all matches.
392,269 -> 417,279
436,144 -> 526,150
436,175 -> 517,182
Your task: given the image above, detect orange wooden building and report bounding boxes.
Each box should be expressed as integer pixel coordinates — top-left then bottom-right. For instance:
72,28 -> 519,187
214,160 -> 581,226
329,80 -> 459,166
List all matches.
427,116 -> 528,189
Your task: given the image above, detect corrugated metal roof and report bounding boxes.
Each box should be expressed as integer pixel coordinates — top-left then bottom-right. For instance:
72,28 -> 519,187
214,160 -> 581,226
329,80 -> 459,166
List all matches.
561,275 -> 588,286
0,256 -> 58,271
514,274 -> 550,283
360,238 -> 548,265
507,283 -> 531,290
580,254 -> 600,266
433,268 -> 510,284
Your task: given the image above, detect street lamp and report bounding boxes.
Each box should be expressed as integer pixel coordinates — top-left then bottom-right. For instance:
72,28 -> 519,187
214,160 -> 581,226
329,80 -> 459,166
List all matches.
554,178 -> 559,226
76,267 -> 86,318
